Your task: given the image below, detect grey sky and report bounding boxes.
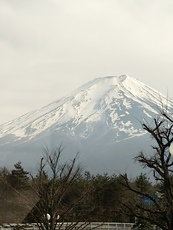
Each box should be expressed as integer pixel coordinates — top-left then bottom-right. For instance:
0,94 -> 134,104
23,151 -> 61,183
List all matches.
1,0 -> 173,124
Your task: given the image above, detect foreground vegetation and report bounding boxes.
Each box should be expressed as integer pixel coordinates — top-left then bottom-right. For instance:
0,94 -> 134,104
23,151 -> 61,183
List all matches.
0,157 -> 157,226
0,158 -> 129,224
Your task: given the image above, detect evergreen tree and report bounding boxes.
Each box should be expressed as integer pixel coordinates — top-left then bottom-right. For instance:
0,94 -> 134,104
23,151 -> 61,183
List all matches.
135,173 -> 152,193
8,161 -> 29,188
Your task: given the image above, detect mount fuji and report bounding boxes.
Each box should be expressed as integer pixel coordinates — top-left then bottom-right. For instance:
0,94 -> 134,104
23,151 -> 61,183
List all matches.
0,75 -> 173,176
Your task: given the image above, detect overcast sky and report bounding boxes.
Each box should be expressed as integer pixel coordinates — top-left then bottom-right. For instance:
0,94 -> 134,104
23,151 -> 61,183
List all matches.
1,0 -> 173,124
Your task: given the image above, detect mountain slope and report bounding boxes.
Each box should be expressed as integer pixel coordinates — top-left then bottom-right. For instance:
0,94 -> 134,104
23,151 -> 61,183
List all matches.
0,75 -> 172,175
0,75 -> 171,142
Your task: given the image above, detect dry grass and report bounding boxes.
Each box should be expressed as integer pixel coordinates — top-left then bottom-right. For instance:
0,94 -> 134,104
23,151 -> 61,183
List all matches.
0,184 -> 37,224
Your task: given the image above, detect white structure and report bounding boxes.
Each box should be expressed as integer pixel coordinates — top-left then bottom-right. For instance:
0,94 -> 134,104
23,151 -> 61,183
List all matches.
169,142 -> 173,155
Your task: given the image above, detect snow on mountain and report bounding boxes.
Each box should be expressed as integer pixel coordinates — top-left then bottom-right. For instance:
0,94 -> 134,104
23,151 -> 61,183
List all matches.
0,75 -> 173,175
0,75 -> 171,141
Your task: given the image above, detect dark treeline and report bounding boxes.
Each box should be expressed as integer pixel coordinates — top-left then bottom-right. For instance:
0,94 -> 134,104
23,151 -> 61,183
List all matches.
0,160 -> 158,225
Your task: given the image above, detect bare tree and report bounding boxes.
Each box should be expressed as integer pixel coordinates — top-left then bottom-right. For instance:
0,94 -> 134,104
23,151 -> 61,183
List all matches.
120,111 -> 173,230
24,145 -> 93,230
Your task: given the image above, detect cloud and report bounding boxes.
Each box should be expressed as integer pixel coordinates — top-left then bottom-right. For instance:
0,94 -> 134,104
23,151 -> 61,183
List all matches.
1,0 -> 173,124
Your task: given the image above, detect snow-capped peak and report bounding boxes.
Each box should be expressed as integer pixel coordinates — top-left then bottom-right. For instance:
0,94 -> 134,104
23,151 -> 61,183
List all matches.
0,75 -> 172,143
